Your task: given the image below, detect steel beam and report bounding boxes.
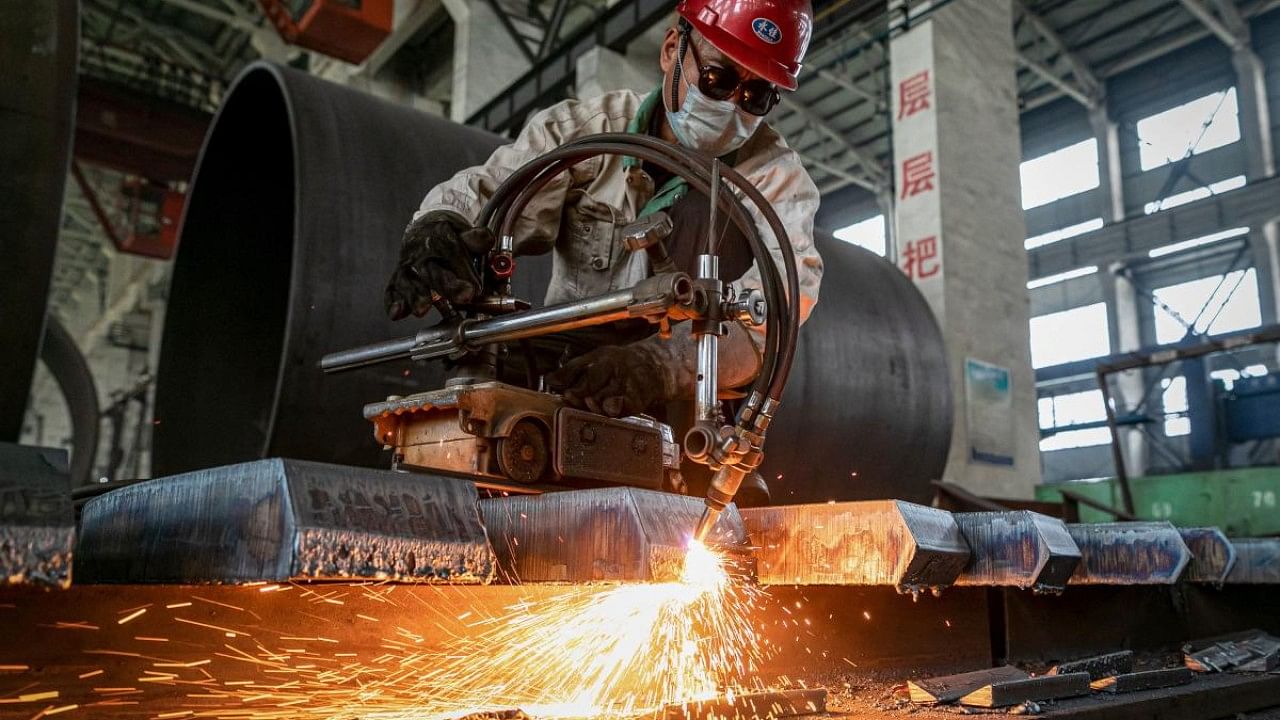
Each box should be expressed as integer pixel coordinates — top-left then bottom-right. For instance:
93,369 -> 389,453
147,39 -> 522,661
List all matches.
908,666 -> 1028,705
1028,175 -> 1280,282
1014,0 -> 1101,100
1066,522 -> 1191,585
1016,53 -> 1094,109
1091,667 -> 1194,693
739,501 -> 970,593
467,0 -> 672,133
1179,527 -> 1237,584
1225,538 -> 1280,583
777,96 -> 886,190
1178,0 -> 1248,52
959,672 -> 1090,707
76,459 -> 496,584
953,511 -> 1081,591
1050,650 -> 1135,680
480,487 -> 749,583
0,443 -> 73,589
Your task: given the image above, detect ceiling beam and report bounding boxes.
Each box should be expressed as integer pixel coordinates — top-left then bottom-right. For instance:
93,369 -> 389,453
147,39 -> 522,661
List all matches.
777,95 -> 886,191
1178,0 -> 1248,52
1014,0 -> 1101,108
1016,53 -> 1095,108
813,67 -> 883,107
153,0 -> 261,33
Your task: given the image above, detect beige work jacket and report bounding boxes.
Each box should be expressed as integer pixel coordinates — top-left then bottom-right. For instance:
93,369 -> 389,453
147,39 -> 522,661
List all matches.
415,88 -> 823,326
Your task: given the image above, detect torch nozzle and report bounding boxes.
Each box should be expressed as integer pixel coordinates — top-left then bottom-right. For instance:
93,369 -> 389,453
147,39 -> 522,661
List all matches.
692,505 -> 722,544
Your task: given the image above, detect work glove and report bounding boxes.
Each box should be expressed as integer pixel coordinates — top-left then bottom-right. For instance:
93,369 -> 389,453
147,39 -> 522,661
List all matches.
546,322 -> 764,418
545,345 -> 668,418
384,212 -> 492,320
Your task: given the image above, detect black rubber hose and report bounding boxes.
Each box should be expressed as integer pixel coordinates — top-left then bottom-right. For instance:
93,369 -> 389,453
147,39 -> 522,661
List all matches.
586,133 -> 802,397
479,141 -> 786,411
478,134 -> 800,406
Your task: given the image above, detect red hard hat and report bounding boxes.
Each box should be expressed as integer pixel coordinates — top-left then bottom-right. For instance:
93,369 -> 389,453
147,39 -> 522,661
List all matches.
676,0 -> 813,91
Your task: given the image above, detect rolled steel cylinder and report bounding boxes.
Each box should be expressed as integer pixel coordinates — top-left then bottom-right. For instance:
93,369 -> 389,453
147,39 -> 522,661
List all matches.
155,61 -> 951,503
153,63 -> 506,474
761,234 -> 952,504
0,0 -> 78,439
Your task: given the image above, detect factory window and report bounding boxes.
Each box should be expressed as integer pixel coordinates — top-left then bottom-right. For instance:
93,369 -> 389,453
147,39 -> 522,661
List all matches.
1152,269 -> 1261,344
1149,227 -> 1249,258
1137,88 -> 1240,171
833,214 -> 887,256
1020,139 -> 1100,210
1161,376 -> 1190,437
1038,390 -> 1112,451
1144,175 -> 1246,214
1029,302 -> 1111,368
1027,265 -> 1098,290
1026,217 -> 1104,250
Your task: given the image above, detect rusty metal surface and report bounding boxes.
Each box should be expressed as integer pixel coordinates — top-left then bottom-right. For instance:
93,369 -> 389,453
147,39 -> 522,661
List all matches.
958,672 -> 1091,708
1066,522 -> 1190,585
953,511 -> 1081,591
661,688 -> 826,719
1049,650 -> 1134,679
1225,538 -> 1280,584
740,501 -> 969,593
76,459 -> 494,584
1179,527 -> 1237,584
0,443 -> 73,589
555,408 -> 664,489
480,487 -> 748,582
1090,667 -> 1193,693
907,666 -> 1028,704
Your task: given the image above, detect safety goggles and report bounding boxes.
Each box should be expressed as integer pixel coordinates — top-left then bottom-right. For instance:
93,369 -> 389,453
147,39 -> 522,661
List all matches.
682,34 -> 780,117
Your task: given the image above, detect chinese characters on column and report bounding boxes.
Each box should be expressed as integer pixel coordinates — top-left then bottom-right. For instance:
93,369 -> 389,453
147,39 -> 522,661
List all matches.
897,70 -> 931,119
899,151 -> 935,199
900,236 -> 940,280
891,24 -> 944,304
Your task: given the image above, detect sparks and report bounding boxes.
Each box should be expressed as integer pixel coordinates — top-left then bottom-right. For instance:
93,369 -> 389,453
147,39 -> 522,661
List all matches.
51,543 -> 769,720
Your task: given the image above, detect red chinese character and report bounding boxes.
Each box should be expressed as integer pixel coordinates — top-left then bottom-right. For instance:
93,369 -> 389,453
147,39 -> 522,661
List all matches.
901,236 -> 940,280
899,151 -> 936,199
897,70 -> 931,120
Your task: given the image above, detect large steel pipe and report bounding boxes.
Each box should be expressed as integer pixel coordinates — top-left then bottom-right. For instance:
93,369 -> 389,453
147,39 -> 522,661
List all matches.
153,63 -> 506,473
761,234 -> 952,503
156,62 -> 951,503
0,0 -> 78,439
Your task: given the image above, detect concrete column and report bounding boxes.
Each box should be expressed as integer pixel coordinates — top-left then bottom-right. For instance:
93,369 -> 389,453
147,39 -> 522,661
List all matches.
889,0 -> 1041,498
1093,99 -> 1147,476
1089,105 -> 1125,223
1232,48 -> 1280,324
442,0 -> 531,123
876,189 -> 898,262
575,45 -> 659,99
1104,264 -> 1149,477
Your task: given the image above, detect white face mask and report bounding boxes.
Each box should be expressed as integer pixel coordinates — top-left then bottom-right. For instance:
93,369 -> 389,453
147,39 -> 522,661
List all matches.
665,69 -> 763,158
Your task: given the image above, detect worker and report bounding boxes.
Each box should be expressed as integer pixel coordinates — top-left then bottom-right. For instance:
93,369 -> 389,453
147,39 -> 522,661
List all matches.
384,0 -> 823,473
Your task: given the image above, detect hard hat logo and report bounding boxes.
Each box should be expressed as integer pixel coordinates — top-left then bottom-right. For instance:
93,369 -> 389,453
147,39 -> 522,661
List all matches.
752,18 -> 783,45
676,0 -> 812,90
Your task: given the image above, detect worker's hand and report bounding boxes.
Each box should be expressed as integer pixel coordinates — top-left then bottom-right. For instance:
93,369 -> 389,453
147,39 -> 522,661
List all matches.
384,212 -> 491,320
546,345 -> 668,418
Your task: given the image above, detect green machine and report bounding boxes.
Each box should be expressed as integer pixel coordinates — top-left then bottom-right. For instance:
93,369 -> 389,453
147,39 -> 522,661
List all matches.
1036,467 -> 1280,537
